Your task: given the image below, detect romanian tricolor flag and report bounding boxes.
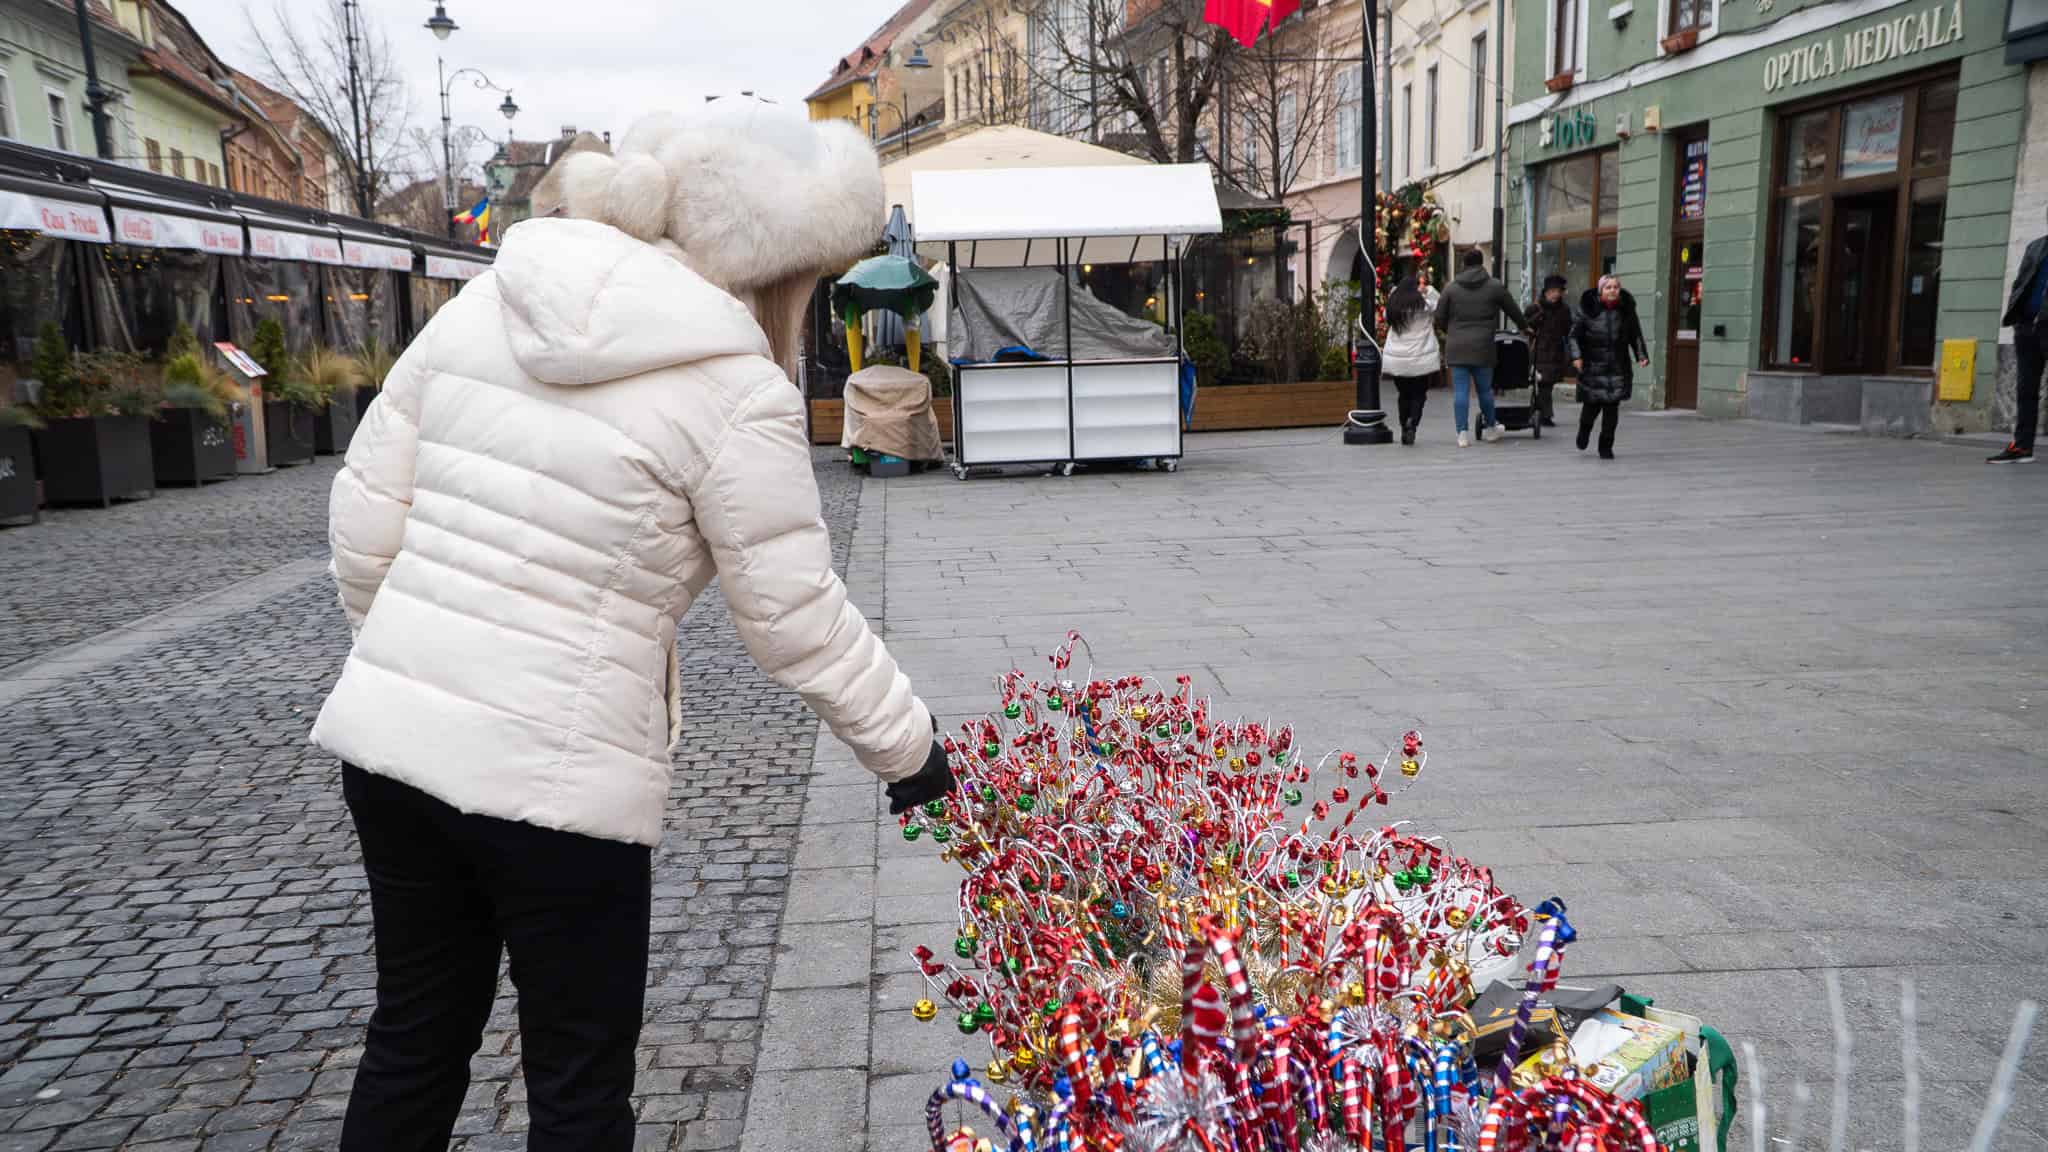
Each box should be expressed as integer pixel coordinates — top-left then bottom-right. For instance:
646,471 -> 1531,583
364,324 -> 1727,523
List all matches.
1204,0 -> 1299,45
452,197 -> 488,225
473,203 -> 493,245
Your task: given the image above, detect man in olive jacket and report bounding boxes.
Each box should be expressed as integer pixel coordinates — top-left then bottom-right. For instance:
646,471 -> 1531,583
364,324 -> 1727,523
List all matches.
1436,248 -> 1528,445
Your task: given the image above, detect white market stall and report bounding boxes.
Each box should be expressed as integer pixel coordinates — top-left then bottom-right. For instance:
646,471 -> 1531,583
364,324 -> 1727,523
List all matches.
912,162 -> 1221,478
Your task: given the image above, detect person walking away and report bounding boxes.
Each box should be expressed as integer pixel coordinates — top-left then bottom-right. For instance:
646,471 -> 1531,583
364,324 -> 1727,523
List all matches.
1525,274 -> 1574,428
1436,248 -> 1528,447
313,101 -> 956,1152
1569,274 -> 1649,459
1380,275 -> 1441,445
1989,211 -> 2048,463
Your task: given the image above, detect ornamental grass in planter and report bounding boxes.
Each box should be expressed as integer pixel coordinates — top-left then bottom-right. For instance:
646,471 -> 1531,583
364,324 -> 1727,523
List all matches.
154,344 -> 242,489
0,404 -> 41,526
306,345 -> 367,455
31,328 -> 158,508
353,337 -> 397,421
247,318 -> 313,469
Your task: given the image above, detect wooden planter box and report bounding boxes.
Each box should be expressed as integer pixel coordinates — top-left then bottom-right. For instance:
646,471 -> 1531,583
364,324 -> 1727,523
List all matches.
35,415 -> 154,507
1545,71 -> 1577,92
809,397 -> 956,447
811,386 -> 1356,443
0,424 -> 37,525
151,407 -> 238,488
1660,26 -> 1700,53
315,394 -> 360,455
264,400 -> 316,468
1188,380 -> 1357,432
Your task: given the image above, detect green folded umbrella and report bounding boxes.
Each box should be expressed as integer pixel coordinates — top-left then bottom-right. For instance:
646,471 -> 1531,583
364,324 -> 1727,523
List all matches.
832,254 -> 937,323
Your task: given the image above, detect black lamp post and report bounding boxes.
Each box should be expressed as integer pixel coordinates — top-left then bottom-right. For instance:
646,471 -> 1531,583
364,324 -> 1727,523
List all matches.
71,0 -> 115,160
1345,0 -> 1392,444
867,41 -> 931,154
426,5 -> 517,241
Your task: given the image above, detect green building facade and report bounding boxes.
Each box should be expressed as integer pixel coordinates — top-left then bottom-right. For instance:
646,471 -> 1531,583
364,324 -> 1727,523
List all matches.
1502,0 -> 2031,433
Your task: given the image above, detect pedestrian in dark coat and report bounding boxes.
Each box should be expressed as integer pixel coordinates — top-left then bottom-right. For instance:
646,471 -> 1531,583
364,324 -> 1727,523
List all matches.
1568,275 -> 1648,459
1989,209 -> 2048,463
1434,248 -> 1528,446
1524,274 -> 1573,427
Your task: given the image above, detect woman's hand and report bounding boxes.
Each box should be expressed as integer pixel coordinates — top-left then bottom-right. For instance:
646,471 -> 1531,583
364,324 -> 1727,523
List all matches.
886,733 -> 956,815
1573,359 -> 1583,374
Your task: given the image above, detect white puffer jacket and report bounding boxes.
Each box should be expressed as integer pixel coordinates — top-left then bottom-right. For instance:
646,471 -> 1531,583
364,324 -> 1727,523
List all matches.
310,217 -> 932,846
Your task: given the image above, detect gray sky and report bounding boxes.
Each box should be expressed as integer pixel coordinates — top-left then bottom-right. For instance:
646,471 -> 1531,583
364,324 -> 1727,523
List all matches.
169,0 -> 887,173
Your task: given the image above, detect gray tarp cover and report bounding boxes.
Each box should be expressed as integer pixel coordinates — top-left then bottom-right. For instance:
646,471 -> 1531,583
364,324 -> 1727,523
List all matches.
949,266 -> 1175,364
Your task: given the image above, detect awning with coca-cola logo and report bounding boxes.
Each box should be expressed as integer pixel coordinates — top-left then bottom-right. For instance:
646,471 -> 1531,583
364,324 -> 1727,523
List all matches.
239,207 -> 347,266
0,174 -> 109,243
422,251 -> 492,281
96,182 -> 244,255
337,225 -> 415,272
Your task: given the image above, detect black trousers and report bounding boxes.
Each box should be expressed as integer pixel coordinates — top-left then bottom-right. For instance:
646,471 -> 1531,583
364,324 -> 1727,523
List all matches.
1391,374 -> 1431,428
1578,400 -> 1620,452
1533,369 -> 1559,422
340,764 -> 651,1152
2015,321 -> 2045,452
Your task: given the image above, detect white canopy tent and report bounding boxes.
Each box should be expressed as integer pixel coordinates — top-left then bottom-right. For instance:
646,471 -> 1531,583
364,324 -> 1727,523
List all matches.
910,162 -> 1223,478
911,163 -> 1223,269
878,125 -> 1146,225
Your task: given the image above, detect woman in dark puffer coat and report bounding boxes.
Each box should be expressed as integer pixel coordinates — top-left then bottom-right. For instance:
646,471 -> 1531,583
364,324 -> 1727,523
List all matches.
1568,275 -> 1648,459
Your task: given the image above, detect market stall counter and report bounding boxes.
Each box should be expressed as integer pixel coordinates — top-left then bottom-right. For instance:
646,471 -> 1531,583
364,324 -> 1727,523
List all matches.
912,163 -> 1221,478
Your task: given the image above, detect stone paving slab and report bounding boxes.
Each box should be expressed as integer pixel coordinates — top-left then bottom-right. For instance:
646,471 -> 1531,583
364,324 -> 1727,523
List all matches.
761,413 -> 2048,1151
0,452 -> 864,1151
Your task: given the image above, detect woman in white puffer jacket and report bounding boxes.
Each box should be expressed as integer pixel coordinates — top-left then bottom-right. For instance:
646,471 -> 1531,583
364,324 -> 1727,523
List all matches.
1379,274 -> 1443,446
312,102 -> 953,1151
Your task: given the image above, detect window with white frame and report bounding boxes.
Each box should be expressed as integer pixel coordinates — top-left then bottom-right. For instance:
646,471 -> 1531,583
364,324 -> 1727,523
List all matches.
1551,0 -> 1584,77
1424,65 -> 1438,169
1241,110 -> 1259,179
1470,33 -> 1488,152
0,71 -> 14,139
1334,65 -> 1360,171
1668,0 -> 1714,39
45,89 -> 70,152
1401,82 -> 1413,177
1277,89 -> 1298,184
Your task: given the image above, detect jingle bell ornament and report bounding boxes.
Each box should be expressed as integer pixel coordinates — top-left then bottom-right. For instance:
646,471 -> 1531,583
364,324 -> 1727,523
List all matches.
913,998 -> 938,1022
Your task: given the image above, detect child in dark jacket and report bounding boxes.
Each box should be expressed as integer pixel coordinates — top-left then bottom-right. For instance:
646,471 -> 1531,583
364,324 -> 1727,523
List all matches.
1524,274 -> 1574,428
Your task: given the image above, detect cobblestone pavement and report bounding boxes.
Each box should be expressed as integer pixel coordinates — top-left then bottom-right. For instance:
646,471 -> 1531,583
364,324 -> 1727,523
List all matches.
0,462 -> 339,670
0,452 -> 859,1151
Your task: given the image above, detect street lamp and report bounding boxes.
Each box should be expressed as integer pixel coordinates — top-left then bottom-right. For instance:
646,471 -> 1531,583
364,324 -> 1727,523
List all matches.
435,60 -> 516,239
867,42 -> 931,155
425,3 -> 458,40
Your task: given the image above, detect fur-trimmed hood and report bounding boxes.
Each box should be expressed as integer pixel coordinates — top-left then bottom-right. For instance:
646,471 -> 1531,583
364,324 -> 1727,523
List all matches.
541,101 -> 883,297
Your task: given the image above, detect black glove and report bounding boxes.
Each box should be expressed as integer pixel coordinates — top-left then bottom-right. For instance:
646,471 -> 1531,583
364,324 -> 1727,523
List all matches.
886,735 -> 956,816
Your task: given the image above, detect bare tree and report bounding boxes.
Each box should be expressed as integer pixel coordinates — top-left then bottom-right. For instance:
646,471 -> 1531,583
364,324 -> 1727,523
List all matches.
1026,0 -> 1237,165
1222,16 -> 1344,299
248,0 -> 415,215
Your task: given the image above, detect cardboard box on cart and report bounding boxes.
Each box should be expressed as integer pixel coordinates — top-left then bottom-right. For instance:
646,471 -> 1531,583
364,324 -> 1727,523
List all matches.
1621,998 -> 1738,1152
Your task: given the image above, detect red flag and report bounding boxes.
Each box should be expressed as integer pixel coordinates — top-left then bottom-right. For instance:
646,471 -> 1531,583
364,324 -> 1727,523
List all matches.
1203,0 -> 1299,46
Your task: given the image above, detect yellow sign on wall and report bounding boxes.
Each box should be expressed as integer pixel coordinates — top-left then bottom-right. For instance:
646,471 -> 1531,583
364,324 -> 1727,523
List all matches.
1937,339 -> 1976,402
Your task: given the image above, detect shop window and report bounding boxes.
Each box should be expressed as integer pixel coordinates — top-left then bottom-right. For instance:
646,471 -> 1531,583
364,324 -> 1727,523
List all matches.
0,233 -> 80,389
91,247 -> 221,357
1529,147 -> 1619,301
45,90 -> 70,152
1764,72 -> 1957,373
